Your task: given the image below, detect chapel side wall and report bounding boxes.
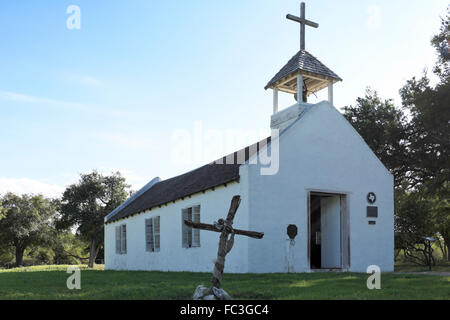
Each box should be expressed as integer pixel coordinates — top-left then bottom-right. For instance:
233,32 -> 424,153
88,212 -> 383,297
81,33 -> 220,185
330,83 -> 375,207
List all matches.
104,180 -> 250,273
247,101 -> 394,273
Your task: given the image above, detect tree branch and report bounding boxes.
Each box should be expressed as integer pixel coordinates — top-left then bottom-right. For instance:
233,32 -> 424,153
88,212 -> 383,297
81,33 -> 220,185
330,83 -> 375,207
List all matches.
63,249 -> 90,261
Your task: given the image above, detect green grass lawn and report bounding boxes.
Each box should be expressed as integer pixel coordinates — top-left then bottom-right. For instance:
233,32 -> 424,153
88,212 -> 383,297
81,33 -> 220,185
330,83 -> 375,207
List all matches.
0,265 -> 448,300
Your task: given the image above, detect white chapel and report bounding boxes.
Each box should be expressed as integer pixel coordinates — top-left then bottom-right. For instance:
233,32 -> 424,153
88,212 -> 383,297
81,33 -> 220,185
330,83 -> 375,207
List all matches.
104,2 -> 394,273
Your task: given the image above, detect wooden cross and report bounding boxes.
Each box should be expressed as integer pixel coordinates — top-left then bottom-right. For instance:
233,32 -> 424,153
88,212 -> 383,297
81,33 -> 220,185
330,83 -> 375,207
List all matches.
184,195 -> 264,288
286,2 -> 319,51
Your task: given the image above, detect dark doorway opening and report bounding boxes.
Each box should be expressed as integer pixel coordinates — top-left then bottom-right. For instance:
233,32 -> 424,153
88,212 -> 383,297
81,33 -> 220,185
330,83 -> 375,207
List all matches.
310,195 -> 322,269
308,192 -> 349,270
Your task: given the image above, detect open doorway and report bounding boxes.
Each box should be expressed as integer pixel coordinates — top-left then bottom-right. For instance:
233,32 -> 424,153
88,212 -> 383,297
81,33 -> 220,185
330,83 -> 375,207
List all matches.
309,192 -> 349,270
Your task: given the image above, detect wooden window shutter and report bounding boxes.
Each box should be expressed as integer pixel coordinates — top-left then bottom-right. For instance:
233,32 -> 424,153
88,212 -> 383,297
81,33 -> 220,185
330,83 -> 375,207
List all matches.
149,218 -> 154,252
145,219 -> 154,252
121,224 -> 127,254
154,216 -> 160,252
115,226 -> 121,254
192,206 -> 200,247
182,209 -> 189,248
187,207 -> 192,248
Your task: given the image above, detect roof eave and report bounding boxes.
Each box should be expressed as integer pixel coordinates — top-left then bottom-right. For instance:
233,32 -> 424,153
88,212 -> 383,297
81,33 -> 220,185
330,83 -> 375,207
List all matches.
104,175 -> 241,225
265,69 -> 342,91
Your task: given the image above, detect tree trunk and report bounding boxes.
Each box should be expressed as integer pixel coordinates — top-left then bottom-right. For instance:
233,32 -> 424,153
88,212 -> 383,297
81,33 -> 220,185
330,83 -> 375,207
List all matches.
437,239 -> 448,261
444,243 -> 449,262
444,237 -> 450,262
15,246 -> 25,267
446,244 -> 449,262
88,238 -> 99,268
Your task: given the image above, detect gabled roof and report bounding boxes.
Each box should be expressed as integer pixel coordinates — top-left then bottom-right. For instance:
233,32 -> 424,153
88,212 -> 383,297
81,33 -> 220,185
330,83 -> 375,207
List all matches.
265,50 -> 342,90
105,137 -> 270,224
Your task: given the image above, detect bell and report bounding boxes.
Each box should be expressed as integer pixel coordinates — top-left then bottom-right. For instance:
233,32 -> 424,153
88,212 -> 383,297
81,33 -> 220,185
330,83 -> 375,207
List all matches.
294,90 -> 308,103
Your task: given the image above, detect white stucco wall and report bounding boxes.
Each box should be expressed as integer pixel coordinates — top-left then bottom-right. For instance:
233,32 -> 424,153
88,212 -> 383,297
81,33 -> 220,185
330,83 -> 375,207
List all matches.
104,176 -> 250,273
105,101 -> 394,274
247,101 -> 394,273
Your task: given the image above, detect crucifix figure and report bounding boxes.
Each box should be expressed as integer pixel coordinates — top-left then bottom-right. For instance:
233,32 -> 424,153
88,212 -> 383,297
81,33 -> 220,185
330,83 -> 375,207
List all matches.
184,195 -> 264,289
286,2 -> 319,51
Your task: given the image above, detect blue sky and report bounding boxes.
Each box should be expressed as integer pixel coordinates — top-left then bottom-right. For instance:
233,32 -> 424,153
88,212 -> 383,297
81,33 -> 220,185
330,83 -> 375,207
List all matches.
0,0 -> 447,196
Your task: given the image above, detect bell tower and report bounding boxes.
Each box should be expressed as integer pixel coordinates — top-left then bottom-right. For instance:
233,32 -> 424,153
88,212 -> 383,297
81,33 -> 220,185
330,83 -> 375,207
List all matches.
266,2 -> 342,130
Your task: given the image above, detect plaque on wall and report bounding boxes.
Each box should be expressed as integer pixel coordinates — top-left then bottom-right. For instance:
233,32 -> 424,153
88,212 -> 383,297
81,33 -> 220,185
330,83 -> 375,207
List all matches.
367,206 -> 378,218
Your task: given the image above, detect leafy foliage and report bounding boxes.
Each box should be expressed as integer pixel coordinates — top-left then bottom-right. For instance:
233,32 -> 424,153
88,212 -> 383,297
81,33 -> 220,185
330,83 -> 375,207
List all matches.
57,171 -> 130,267
50,231 -> 90,265
394,190 -> 436,265
0,193 -> 57,266
344,10 -> 450,264
400,75 -> 450,192
431,6 -> 450,79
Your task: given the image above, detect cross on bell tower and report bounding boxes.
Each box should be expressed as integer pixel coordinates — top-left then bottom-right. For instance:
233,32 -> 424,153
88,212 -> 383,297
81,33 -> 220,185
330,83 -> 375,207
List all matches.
265,2 -> 342,115
286,2 -> 319,51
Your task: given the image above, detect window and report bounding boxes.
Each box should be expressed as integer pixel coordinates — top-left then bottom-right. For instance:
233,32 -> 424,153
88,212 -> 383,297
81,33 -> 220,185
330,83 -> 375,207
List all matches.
115,224 -> 127,254
182,205 -> 200,248
146,216 -> 160,252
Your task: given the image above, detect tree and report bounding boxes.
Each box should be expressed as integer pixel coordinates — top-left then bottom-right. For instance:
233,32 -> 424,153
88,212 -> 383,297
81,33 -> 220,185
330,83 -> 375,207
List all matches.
51,231 -> 90,265
0,193 -> 56,266
0,245 -> 14,268
394,188 -> 437,265
399,75 -> 450,191
431,6 -> 449,80
342,88 -> 409,187
0,201 -> 5,220
397,10 -> 450,259
430,190 -> 450,261
57,171 -> 130,267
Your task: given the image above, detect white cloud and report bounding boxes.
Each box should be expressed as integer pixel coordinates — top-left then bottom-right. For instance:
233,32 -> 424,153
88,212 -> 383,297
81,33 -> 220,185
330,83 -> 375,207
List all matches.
0,90 -> 127,117
0,90 -> 92,112
0,178 -> 64,198
0,91 -> 55,104
0,168 -> 149,200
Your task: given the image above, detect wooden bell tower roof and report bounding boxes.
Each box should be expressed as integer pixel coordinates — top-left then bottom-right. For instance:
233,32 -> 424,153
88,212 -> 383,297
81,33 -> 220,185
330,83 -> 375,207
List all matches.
264,49 -> 342,97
